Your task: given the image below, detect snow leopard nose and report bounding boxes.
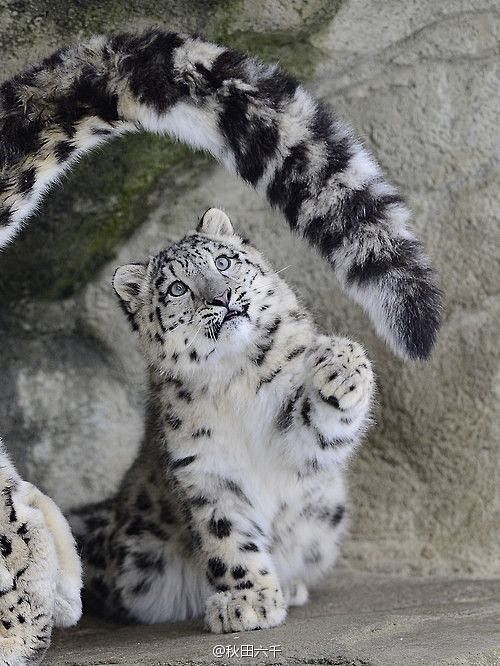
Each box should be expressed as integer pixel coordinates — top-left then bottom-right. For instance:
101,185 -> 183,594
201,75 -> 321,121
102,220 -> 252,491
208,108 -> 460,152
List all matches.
207,287 -> 231,308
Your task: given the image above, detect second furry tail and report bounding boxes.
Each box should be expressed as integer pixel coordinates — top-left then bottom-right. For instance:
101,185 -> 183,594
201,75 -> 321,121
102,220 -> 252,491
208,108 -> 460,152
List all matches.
0,29 -> 441,360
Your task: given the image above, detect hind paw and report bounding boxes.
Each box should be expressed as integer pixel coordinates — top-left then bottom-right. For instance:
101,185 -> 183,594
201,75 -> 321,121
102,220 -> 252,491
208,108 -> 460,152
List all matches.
283,579 -> 308,607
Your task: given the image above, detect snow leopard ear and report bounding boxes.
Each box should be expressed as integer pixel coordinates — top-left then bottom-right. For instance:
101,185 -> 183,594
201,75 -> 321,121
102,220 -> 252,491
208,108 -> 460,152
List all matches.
112,263 -> 148,313
197,208 -> 234,236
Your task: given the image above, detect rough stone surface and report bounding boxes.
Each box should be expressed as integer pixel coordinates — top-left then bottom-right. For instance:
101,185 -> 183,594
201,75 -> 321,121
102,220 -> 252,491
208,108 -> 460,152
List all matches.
45,572 -> 500,665
0,0 -> 499,584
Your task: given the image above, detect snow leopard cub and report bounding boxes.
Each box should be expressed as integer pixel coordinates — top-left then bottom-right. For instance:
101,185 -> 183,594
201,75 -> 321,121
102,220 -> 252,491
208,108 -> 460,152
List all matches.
70,208 -> 374,633
0,441 -> 82,666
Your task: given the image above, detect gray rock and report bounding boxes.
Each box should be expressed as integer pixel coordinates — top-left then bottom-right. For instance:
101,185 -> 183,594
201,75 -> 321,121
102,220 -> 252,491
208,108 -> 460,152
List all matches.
0,0 -> 498,582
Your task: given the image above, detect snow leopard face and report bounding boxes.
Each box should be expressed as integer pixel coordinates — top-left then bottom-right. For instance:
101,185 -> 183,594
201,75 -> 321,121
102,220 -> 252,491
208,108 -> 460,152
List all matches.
113,209 -> 298,370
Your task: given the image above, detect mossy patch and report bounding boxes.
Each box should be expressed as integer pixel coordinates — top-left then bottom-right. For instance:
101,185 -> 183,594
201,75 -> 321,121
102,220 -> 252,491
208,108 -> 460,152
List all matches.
213,0 -> 344,79
0,135 -> 211,300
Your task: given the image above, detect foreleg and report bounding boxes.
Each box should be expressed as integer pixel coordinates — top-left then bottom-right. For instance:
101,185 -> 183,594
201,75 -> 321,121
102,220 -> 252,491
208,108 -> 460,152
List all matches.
185,484 -> 287,633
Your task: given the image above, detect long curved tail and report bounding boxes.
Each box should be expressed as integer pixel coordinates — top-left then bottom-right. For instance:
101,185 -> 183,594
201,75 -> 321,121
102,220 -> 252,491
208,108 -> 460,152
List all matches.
0,29 -> 441,360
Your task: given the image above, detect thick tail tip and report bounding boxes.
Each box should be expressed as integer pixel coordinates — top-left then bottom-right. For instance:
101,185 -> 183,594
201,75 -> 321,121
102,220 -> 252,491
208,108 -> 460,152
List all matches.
392,277 -> 442,361
346,238 -> 443,361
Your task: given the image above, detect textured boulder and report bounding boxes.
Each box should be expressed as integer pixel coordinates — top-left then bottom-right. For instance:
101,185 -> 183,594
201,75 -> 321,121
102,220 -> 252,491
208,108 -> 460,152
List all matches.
0,0 -> 498,580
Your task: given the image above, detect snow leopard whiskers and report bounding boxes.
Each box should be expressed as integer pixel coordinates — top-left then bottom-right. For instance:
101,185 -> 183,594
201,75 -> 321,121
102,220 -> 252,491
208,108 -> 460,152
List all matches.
70,208 -> 374,633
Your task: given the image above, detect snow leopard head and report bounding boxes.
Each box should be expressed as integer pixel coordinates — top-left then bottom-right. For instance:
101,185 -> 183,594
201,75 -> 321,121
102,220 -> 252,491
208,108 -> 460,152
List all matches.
113,208 -> 300,371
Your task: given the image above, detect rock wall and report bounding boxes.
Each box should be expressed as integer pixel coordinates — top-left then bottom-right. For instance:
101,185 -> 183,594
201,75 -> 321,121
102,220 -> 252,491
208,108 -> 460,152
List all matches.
0,0 -> 498,576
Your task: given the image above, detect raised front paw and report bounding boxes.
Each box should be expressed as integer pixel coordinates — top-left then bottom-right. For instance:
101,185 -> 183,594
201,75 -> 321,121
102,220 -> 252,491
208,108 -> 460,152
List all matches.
311,337 -> 374,413
205,586 -> 287,633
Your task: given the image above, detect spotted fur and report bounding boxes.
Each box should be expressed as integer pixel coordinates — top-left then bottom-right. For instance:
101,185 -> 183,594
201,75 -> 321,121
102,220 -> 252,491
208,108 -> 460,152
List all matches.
0,29 -> 440,360
0,441 -> 82,665
69,209 -> 375,632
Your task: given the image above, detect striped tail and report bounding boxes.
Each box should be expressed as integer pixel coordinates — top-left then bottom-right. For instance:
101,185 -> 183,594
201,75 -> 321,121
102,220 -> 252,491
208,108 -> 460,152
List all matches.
0,29 -> 441,360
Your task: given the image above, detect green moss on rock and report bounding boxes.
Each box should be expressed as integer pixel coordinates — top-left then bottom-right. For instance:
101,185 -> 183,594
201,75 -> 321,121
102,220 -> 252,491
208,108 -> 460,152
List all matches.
214,0 -> 343,79
0,135 -> 211,300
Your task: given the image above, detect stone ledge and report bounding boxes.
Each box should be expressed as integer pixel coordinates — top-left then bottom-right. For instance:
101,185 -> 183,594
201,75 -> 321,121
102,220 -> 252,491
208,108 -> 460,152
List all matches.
46,572 -> 500,665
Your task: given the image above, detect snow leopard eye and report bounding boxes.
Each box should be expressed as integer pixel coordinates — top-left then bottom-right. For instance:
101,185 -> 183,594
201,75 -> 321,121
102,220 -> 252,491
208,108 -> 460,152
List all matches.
168,281 -> 188,297
215,255 -> 231,271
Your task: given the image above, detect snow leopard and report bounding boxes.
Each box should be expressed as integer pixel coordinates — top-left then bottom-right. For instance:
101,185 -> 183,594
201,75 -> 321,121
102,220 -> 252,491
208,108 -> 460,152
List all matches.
0,441 -> 82,665
0,28 -> 441,361
68,208 -> 374,632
